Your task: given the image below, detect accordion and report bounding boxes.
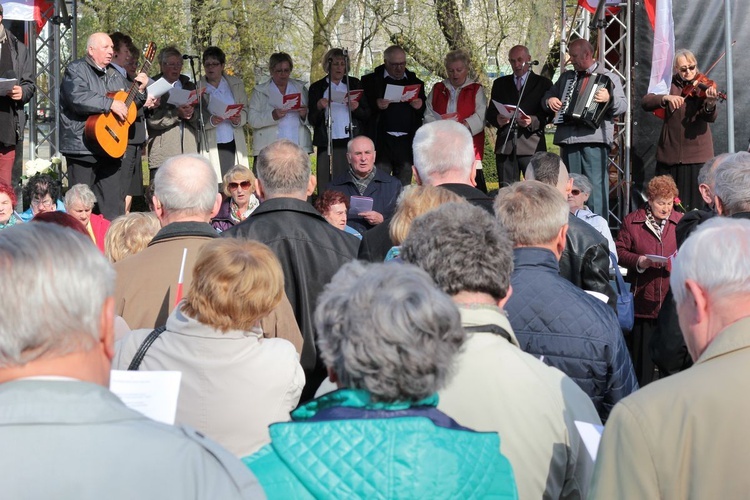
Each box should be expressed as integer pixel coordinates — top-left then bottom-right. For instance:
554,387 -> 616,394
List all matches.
553,73 -> 613,129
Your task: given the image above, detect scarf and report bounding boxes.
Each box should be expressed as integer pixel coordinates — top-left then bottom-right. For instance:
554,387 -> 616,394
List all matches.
645,204 -> 667,241
229,194 -> 259,223
349,167 -> 376,196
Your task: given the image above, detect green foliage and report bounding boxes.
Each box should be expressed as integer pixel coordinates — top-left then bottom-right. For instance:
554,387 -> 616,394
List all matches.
77,0 -> 189,58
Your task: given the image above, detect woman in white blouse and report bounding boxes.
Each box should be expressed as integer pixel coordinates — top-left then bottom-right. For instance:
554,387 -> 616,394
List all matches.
200,46 -> 250,178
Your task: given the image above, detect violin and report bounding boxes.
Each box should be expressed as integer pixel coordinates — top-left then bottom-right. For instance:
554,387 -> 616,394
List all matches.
681,73 -> 727,102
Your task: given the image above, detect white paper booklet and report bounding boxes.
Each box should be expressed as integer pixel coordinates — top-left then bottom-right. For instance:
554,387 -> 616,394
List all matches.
147,77 -> 174,99
110,370 -> 182,425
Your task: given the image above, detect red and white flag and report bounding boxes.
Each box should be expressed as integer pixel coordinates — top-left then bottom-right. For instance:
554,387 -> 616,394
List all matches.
645,0 -> 675,95
1,0 -> 52,30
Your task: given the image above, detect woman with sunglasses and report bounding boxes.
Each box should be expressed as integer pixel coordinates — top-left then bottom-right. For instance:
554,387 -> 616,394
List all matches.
200,46 -> 250,177
568,173 -> 617,261
642,49 -> 718,211
211,165 -> 260,233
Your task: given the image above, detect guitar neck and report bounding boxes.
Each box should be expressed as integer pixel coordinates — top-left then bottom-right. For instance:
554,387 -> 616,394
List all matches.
123,59 -> 154,107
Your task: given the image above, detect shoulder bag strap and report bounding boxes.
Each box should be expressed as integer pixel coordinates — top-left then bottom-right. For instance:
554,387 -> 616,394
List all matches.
127,325 -> 167,371
463,324 -> 513,344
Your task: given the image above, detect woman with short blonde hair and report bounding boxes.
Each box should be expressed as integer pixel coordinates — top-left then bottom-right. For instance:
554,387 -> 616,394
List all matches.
113,238 -> 304,457
104,212 -> 161,263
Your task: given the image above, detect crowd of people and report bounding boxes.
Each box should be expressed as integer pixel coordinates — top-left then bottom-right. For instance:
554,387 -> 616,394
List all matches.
1,27 -> 749,499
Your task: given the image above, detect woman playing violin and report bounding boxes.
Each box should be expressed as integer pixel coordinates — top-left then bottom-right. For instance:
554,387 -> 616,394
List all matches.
642,49 -> 718,210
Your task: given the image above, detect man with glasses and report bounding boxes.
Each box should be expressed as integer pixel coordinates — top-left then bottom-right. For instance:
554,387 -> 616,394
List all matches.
361,45 -> 426,186
60,32 -> 148,220
146,46 -> 200,183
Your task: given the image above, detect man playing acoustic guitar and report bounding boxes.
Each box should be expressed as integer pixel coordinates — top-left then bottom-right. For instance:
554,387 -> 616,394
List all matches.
60,32 -> 148,220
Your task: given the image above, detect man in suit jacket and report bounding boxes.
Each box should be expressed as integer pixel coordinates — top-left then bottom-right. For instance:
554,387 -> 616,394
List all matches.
486,45 -> 552,186
0,222 -> 263,499
590,217 -> 750,498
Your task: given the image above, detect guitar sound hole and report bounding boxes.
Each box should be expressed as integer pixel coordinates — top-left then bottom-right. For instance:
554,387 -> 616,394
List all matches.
104,126 -> 121,143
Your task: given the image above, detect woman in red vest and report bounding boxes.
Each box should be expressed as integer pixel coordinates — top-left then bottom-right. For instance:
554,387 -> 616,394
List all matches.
426,49 -> 487,192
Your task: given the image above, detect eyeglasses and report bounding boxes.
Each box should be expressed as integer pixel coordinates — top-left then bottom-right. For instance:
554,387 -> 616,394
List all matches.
678,65 -> 696,72
31,198 -> 55,208
163,62 -> 183,69
387,61 -> 406,68
228,181 -> 252,190
204,62 -> 222,68
570,189 -> 583,196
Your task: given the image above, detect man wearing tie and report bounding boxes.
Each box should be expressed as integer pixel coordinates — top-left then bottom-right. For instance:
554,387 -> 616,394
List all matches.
486,45 -> 552,187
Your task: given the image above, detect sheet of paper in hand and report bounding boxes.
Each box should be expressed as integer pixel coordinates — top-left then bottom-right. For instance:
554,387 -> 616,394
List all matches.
147,77 -> 173,99
110,370 -> 182,425
347,89 -> 364,103
349,196 -> 374,216
167,88 -> 203,106
0,78 -> 18,94
493,100 -> 530,121
282,93 -> 302,110
208,95 -> 243,119
384,83 -> 421,102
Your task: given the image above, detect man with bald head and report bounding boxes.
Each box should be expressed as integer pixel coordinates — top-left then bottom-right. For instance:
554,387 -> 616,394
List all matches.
114,153 -> 302,350
328,135 -> 401,233
60,32 -> 149,220
543,39 -> 626,218
487,45 -> 552,186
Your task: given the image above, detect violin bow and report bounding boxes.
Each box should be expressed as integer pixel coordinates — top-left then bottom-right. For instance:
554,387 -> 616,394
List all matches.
704,40 -> 736,77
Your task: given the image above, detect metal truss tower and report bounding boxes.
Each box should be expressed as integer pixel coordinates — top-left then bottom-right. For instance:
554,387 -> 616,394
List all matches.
27,0 -> 76,181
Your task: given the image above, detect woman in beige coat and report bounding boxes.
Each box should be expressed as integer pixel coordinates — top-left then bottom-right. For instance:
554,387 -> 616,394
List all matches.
113,238 -> 304,457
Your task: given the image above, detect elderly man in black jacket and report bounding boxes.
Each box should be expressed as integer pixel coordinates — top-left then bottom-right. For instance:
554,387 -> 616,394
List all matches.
60,32 -> 148,220
527,152 -> 617,310
361,45 -> 425,186
224,140 -> 359,402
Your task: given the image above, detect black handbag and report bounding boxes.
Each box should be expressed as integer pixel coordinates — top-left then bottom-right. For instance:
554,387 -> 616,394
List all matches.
610,253 -> 635,332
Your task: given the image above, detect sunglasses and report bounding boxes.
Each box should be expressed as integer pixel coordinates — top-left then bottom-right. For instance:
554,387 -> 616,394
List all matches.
228,181 -> 252,190
570,189 -> 582,196
678,65 -> 696,72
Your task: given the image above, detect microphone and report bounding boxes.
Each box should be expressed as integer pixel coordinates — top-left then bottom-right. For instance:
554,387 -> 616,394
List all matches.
528,60 -> 540,66
182,54 -> 200,60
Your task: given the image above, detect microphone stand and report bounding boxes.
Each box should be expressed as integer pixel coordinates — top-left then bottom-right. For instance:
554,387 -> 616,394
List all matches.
326,57 -> 334,183
186,55 -> 208,154
343,48 -> 355,141
500,67 -> 531,182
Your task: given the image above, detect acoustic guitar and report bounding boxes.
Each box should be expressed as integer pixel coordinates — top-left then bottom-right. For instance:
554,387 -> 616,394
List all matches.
85,42 -> 156,159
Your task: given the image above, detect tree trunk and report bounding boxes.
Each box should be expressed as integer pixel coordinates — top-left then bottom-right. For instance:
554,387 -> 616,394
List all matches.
310,0 -> 350,82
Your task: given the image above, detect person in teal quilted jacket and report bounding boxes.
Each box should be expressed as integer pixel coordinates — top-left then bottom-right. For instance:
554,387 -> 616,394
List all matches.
243,261 -> 518,499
